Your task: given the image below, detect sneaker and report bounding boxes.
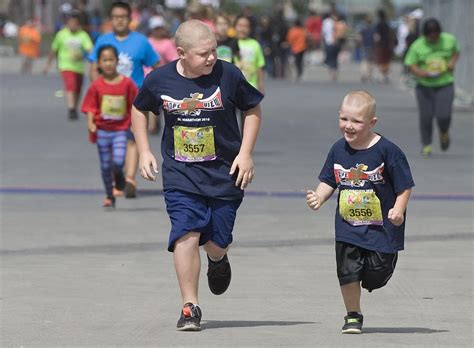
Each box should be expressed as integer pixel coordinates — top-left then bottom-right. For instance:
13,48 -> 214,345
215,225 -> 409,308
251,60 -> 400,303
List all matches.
342,312 -> 363,334
440,132 -> 450,151
124,180 -> 137,198
421,145 -> 432,157
103,197 -> 115,209
176,303 -> 202,331
207,254 -> 231,295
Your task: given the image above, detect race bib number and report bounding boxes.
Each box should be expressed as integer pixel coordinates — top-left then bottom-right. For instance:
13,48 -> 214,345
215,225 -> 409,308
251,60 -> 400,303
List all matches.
426,57 -> 447,74
173,126 -> 216,162
339,189 -> 383,226
101,95 -> 126,120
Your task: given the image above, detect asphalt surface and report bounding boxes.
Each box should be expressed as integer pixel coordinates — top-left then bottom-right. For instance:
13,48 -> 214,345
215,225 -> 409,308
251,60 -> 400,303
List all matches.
1,57 -> 473,347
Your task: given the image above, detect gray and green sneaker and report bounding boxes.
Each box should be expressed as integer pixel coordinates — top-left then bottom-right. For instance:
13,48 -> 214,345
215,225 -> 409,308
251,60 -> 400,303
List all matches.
342,312 -> 363,334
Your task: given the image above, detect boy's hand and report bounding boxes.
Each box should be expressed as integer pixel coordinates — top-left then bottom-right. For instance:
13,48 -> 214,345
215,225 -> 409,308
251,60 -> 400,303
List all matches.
306,190 -> 322,210
388,208 -> 404,226
139,150 -> 159,181
230,153 -> 254,190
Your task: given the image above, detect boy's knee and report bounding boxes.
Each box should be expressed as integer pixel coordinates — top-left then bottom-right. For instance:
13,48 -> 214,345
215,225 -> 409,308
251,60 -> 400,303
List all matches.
361,273 -> 392,292
174,232 -> 201,250
361,252 -> 398,292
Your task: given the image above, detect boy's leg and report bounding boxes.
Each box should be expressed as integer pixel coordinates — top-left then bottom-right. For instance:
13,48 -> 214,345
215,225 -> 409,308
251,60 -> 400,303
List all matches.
336,242 -> 364,333
174,232 -> 204,331
72,73 -> 83,111
61,71 -> 79,120
361,250 -> 398,292
203,241 -> 232,296
203,241 -> 228,260
165,190 -> 212,303
174,232 -> 201,304
203,197 -> 241,295
65,91 -> 76,112
340,282 -> 361,313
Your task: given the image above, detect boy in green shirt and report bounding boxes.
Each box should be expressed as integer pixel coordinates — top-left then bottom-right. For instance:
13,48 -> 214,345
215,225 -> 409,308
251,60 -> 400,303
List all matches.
44,13 -> 93,120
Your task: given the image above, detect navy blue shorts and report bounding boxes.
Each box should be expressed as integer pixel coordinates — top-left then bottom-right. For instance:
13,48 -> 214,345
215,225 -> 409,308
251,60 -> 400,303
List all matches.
164,189 -> 242,252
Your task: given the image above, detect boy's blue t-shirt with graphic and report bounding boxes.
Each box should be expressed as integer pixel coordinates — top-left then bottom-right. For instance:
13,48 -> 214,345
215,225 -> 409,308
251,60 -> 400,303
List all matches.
89,31 -> 159,87
318,136 -> 415,253
133,60 -> 264,200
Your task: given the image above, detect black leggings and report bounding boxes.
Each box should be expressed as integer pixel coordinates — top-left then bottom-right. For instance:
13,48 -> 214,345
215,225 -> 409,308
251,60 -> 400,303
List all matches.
415,83 -> 454,146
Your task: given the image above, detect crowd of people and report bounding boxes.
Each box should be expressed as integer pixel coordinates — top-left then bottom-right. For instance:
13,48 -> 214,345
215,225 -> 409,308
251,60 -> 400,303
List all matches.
9,0 -> 461,335
14,2 -> 431,87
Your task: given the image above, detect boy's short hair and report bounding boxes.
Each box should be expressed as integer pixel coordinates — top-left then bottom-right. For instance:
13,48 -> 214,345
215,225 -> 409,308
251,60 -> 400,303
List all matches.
109,1 -> 131,16
341,90 -> 376,118
175,19 -> 214,50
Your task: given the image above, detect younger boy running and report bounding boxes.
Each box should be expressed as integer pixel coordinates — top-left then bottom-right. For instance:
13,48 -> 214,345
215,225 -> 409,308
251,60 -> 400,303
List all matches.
306,90 -> 414,334
132,20 -> 263,331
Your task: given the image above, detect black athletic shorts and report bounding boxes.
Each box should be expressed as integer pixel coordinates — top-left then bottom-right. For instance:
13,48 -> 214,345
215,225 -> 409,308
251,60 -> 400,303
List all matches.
336,241 -> 398,292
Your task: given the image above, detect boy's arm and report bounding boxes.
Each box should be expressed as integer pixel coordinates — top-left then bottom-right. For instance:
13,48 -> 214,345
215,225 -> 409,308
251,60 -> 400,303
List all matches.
388,188 -> 412,226
131,105 -> 158,181
230,104 -> 262,190
306,182 -> 335,211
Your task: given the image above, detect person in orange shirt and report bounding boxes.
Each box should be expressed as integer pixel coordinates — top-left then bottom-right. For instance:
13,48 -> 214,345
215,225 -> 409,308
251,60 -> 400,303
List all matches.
18,19 -> 42,74
286,18 -> 307,82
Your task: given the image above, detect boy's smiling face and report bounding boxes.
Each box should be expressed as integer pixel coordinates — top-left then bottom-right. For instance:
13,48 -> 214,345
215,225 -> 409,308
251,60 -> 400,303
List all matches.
339,103 -> 377,148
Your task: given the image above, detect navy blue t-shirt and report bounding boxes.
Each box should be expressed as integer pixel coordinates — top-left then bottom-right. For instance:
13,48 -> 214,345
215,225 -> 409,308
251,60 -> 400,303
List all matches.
133,60 -> 264,200
318,136 -> 415,253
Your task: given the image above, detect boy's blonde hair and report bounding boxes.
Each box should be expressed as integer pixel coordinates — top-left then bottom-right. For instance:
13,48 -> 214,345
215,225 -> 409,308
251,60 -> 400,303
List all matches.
341,90 -> 376,119
175,19 -> 215,50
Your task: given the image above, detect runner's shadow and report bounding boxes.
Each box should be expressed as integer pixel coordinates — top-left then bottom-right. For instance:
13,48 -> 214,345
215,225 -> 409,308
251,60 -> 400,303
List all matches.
363,327 -> 449,334
202,320 -> 317,330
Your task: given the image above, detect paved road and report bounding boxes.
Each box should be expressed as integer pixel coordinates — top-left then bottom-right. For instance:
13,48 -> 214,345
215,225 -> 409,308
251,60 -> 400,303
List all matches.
1,58 -> 473,347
